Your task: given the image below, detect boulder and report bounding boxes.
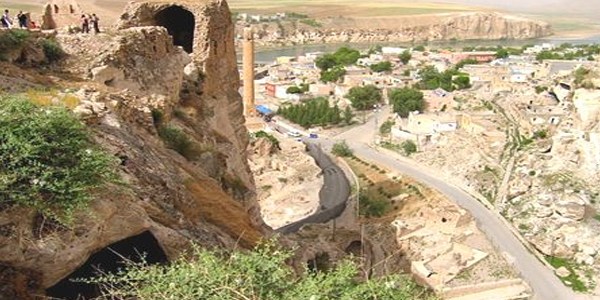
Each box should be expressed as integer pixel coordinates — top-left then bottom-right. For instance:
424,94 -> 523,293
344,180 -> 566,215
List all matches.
555,266 -> 571,278
554,195 -> 586,221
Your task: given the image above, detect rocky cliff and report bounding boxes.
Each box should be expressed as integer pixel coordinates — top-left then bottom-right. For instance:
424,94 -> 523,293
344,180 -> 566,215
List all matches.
241,12 -> 552,48
0,0 -> 269,298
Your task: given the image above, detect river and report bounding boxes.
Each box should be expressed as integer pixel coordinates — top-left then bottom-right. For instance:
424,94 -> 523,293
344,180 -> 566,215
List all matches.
239,34 -> 600,64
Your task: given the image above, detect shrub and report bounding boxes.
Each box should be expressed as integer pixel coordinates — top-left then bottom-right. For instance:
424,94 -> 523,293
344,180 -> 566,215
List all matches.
532,129 -> 548,139
359,194 -> 390,218
254,130 -> 280,150
0,29 -> 30,51
41,39 -> 66,63
332,140 -> 353,157
379,120 -> 395,135
401,140 -> 418,156
0,96 -> 117,223
158,125 -> 197,160
84,240 -> 434,299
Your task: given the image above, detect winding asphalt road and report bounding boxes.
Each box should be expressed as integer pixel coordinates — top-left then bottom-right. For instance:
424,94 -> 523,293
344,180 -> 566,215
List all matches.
321,110 -> 577,300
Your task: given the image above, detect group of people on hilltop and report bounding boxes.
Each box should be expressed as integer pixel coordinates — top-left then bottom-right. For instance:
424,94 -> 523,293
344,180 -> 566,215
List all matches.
81,14 -> 100,34
1,10 -> 34,29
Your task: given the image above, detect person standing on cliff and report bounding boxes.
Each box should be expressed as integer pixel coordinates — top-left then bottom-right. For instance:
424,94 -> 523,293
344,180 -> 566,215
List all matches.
80,14 -> 89,33
90,13 -> 99,34
17,11 -> 27,29
1,10 -> 12,28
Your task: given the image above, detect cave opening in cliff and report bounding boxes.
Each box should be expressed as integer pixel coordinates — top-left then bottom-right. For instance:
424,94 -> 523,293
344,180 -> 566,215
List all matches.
154,6 -> 195,53
45,231 -> 168,300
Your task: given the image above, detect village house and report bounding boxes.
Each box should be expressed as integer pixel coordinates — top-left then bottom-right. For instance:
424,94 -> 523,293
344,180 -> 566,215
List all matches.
458,114 -> 504,139
392,112 -> 458,146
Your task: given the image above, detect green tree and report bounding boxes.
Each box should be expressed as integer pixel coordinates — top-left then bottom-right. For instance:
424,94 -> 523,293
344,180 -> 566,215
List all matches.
320,66 -> 346,83
332,140 -> 353,157
315,54 -> 337,71
399,50 -> 412,65
455,58 -> 478,69
370,61 -> 392,72
286,86 -> 303,94
389,87 -> 425,118
495,48 -> 509,59
379,120 -> 395,135
0,96 -> 118,223
278,97 -> 344,128
346,85 -> 382,111
452,75 -> 471,90
401,140 -> 418,156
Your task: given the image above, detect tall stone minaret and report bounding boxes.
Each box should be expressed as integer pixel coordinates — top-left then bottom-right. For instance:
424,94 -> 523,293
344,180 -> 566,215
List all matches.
242,27 -> 255,118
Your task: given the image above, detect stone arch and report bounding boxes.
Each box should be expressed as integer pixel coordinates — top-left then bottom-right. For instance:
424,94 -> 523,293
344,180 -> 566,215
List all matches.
69,5 -> 74,14
53,4 -> 59,14
154,6 -> 195,53
45,231 -> 168,299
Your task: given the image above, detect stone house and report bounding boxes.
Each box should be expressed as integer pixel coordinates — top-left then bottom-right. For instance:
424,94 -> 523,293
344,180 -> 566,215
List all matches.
392,112 -> 457,146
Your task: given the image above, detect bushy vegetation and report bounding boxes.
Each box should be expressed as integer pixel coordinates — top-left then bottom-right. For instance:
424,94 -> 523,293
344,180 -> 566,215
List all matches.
85,240 -> 434,300
359,193 -> 390,218
536,44 -> 600,61
286,83 -> 309,94
320,66 -> 346,83
346,85 -> 382,111
399,50 -> 412,65
41,39 -> 66,63
254,130 -> 280,150
158,125 -> 198,160
0,96 -> 117,223
286,12 -> 309,19
379,120 -> 395,135
389,87 -> 425,118
416,65 -> 471,91
545,256 -> 589,292
535,86 -> 548,94
278,97 -> 343,128
0,29 -> 30,60
455,58 -> 479,69
299,18 -> 321,27
331,140 -> 353,157
401,140 -> 418,156
413,45 -> 425,52
369,61 -> 392,72
316,47 -> 361,82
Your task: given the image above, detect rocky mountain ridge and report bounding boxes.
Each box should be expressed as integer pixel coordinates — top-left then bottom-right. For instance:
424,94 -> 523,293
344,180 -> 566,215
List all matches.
240,12 -> 552,48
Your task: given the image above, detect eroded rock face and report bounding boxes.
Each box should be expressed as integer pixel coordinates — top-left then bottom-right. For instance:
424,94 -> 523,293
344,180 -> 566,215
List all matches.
0,0 -> 268,295
243,12 -> 552,47
90,26 -> 190,117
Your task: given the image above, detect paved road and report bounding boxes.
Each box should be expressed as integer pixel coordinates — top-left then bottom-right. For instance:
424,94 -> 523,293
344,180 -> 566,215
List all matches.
322,110 -> 576,300
275,135 -> 350,234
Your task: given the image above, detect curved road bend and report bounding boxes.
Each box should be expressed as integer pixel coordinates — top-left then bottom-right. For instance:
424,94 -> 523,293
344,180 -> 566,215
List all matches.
319,110 -> 576,300
276,142 -> 350,234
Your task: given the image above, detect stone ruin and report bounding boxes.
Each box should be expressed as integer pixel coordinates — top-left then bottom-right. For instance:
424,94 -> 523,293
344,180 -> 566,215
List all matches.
41,0 -> 83,29
117,0 -> 239,99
